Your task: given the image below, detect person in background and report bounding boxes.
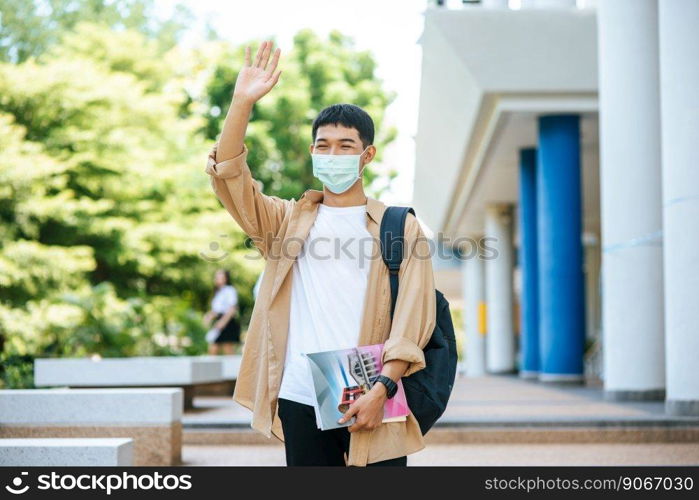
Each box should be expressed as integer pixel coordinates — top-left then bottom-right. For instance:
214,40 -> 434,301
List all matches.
203,269 -> 241,355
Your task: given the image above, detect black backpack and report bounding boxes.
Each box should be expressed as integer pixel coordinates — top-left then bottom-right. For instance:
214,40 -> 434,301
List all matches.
379,206 -> 458,435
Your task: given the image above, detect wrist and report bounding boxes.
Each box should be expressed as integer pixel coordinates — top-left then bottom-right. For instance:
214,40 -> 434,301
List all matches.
231,94 -> 255,109
373,375 -> 398,399
370,381 -> 388,400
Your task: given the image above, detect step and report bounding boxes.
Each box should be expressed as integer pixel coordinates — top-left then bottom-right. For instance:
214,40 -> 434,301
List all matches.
0,388 -> 183,466
183,422 -> 699,446
0,438 -> 133,466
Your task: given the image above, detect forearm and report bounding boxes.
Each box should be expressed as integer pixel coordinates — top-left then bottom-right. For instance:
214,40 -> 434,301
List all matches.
381,359 -> 408,381
215,96 -> 254,163
204,41 -> 289,256
370,359 -> 409,398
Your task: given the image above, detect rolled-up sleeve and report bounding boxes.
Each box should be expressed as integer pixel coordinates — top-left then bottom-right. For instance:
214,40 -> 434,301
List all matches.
380,214 -> 436,377
205,142 -> 291,258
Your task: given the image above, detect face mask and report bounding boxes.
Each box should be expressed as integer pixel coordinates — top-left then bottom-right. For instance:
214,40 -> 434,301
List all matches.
311,146 -> 370,194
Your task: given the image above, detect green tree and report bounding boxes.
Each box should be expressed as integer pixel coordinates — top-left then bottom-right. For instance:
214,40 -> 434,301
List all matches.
0,16 -> 398,388
0,23 -> 263,388
0,0 -> 191,63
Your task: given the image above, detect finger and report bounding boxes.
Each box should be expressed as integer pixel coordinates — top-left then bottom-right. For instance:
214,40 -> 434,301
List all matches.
253,41 -> 266,67
259,39 -> 273,69
268,69 -> 281,86
255,40 -> 267,68
340,403 -> 359,423
244,46 -> 251,66
347,418 -> 364,433
265,47 -> 281,77
338,405 -> 358,424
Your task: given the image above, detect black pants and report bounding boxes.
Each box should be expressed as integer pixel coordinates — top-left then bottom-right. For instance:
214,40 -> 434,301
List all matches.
277,397 -> 407,467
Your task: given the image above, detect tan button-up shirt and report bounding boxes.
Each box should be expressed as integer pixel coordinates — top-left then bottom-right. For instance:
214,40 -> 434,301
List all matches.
205,142 -> 436,466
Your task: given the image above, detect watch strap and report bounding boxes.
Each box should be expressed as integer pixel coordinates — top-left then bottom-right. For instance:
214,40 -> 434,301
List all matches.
375,374 -> 398,399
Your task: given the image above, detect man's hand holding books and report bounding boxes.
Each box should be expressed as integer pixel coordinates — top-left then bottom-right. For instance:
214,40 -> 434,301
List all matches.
337,382 -> 388,432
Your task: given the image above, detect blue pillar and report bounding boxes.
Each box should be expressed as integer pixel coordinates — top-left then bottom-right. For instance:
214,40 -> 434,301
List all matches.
537,115 -> 586,381
518,148 -> 540,377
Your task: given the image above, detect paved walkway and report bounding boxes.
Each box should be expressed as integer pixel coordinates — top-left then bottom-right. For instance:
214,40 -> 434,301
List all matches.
183,373 -> 699,466
182,442 -> 699,466
185,373 -> 699,428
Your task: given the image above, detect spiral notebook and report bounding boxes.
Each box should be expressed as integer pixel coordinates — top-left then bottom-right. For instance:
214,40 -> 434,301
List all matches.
303,342 -> 409,431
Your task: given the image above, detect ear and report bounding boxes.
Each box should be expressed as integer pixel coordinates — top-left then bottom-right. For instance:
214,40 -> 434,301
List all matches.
309,143 -> 314,154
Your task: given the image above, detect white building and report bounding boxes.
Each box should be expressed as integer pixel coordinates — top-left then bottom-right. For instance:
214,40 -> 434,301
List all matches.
413,0 -> 698,416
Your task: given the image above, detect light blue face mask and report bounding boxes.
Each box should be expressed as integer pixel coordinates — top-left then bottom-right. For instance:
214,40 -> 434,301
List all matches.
311,146 -> 370,194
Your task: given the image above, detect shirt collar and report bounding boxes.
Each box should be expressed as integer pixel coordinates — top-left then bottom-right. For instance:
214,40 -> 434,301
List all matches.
300,189 -> 385,224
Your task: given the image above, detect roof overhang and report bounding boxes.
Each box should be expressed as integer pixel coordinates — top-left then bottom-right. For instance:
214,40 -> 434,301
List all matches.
413,7 -> 598,239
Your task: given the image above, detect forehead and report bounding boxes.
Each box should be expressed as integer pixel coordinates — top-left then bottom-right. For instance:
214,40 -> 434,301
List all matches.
315,123 -> 360,142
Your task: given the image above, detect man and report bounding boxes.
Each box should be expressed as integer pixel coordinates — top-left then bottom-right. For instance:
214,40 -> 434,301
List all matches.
205,40 -> 436,466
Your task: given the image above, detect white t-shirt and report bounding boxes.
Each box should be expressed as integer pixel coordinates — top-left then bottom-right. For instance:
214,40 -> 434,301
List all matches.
211,285 -> 238,314
278,203 -> 373,406
253,271 -> 263,301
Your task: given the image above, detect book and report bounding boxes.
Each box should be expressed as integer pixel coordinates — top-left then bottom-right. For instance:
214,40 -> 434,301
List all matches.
304,343 -> 410,431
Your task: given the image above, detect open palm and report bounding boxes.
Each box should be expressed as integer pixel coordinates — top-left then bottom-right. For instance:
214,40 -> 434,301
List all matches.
233,40 -> 282,104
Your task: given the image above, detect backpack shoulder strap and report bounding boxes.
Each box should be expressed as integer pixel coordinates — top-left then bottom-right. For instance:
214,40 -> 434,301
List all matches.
379,206 -> 415,319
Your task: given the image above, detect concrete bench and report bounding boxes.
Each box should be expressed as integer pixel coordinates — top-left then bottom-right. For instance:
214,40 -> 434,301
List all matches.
194,355 -> 241,396
0,388 -> 182,466
34,356 -> 224,408
0,438 -> 133,466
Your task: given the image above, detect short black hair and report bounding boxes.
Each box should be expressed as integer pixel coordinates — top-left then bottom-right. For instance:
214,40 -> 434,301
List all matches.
311,103 -> 375,149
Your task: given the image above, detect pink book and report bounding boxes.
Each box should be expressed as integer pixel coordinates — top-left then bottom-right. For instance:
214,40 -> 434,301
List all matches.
304,342 -> 410,431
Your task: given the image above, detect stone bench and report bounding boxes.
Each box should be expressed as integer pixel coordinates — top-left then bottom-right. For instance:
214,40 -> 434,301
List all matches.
194,355 -> 241,396
0,438 -> 133,466
0,388 -> 182,466
34,356 -> 224,408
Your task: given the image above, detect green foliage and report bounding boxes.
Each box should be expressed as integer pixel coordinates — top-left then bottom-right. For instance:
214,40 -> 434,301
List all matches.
0,354 -> 34,389
0,3 -> 397,388
0,0 -> 191,63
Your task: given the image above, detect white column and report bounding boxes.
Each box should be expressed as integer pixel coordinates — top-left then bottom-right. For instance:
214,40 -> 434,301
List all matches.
482,0 -> 509,8
463,247 -> 486,376
659,0 -> 699,416
521,0 -> 576,8
597,0 -> 665,400
484,204 -> 516,373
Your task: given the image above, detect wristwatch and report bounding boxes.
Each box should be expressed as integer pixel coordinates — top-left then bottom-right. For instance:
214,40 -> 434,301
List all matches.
374,375 -> 398,399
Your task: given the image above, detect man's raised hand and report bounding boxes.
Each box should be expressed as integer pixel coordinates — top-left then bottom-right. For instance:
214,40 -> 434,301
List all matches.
232,40 -> 282,105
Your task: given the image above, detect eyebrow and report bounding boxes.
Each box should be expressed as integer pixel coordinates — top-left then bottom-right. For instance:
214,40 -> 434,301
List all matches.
316,138 -> 357,143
